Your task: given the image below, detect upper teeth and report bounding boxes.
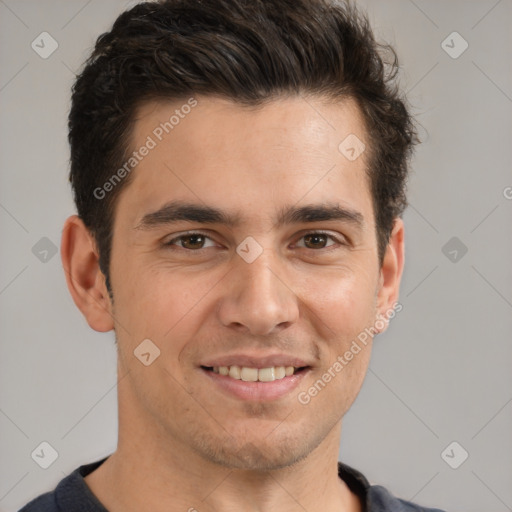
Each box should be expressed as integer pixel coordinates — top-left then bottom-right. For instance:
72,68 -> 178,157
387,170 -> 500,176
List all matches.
212,365 -> 296,382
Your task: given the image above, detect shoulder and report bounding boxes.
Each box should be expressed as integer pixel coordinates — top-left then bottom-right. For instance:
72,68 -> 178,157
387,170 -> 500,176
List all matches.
18,491 -> 58,512
368,484 -> 447,512
338,462 -> 447,512
18,457 -> 109,512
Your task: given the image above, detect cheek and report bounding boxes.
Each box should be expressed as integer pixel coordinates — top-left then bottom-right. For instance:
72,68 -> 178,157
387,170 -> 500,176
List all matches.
111,260 -> 222,351
296,269 -> 376,416
296,260 -> 378,391
304,344 -> 372,424
297,260 -> 378,330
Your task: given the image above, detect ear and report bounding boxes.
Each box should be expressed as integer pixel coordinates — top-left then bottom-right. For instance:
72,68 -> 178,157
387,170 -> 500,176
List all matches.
375,217 -> 405,334
61,215 -> 114,332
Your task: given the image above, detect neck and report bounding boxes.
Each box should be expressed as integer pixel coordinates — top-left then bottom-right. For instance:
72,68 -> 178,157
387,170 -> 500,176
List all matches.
85,372 -> 361,512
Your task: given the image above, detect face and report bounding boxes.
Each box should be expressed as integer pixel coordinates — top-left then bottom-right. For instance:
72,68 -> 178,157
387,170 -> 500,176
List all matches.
68,94 -> 403,471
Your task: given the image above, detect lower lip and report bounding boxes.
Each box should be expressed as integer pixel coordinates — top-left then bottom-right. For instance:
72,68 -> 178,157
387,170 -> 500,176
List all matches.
201,367 -> 309,401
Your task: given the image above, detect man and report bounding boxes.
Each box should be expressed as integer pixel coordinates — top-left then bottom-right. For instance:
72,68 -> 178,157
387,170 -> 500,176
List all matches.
20,0 -> 446,510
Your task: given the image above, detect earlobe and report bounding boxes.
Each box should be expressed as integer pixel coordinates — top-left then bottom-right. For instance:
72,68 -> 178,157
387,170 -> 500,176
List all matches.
61,215 -> 114,332
375,217 -> 405,333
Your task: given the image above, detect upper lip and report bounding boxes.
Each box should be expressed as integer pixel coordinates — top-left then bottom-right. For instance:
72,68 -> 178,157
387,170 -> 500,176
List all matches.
200,353 -> 311,369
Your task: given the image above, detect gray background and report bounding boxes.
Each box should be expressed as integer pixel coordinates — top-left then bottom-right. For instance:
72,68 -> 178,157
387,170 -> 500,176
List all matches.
1,0 -> 511,511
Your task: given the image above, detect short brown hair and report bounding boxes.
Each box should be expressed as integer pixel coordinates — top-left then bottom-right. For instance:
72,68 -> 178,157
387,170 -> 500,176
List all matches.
68,0 -> 418,290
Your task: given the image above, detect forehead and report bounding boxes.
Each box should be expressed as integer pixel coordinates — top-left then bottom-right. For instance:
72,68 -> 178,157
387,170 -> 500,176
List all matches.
117,94 -> 373,228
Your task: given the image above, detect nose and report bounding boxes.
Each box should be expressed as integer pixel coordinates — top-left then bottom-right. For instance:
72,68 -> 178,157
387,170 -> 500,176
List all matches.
217,250 -> 300,336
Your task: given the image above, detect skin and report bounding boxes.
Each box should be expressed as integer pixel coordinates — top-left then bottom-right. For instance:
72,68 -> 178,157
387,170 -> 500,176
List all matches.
61,94 -> 404,512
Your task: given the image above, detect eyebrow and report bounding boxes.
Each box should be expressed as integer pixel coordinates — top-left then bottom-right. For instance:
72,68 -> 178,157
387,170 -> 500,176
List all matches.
134,200 -> 364,231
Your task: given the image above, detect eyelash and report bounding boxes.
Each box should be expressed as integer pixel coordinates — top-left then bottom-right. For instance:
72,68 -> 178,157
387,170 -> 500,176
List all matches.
163,230 -> 346,253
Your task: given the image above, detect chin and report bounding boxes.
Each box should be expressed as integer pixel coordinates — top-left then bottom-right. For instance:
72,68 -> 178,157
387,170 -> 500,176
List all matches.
193,428 -> 320,472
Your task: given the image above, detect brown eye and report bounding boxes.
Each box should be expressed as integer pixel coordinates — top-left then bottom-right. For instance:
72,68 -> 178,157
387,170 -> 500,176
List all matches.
303,233 -> 329,249
180,234 -> 206,249
296,232 -> 339,250
165,233 -> 216,250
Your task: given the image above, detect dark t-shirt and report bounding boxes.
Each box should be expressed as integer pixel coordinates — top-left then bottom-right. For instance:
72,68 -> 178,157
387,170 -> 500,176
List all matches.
19,457 -> 446,512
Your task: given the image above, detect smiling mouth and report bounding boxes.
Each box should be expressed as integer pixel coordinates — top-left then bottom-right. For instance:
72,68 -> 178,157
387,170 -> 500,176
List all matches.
201,365 -> 309,382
